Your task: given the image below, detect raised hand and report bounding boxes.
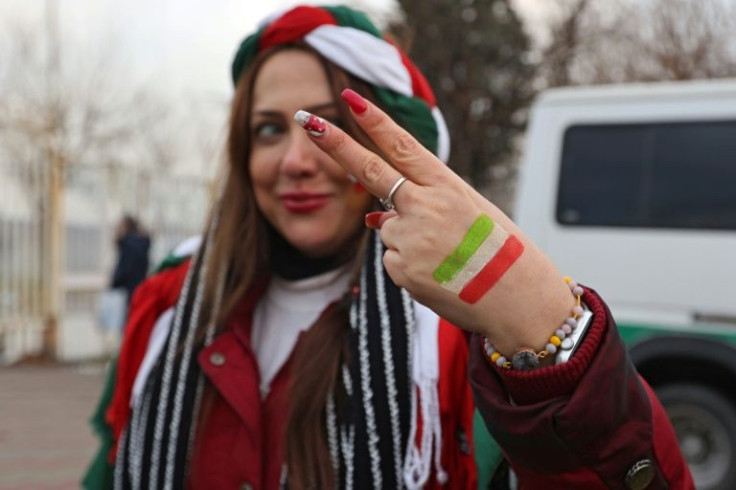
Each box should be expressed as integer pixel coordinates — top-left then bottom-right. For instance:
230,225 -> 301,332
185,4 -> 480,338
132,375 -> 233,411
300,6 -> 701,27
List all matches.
295,89 -> 574,356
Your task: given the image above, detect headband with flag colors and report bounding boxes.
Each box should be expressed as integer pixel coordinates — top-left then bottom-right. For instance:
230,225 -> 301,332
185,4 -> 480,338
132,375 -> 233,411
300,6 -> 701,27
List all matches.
231,4 -> 451,162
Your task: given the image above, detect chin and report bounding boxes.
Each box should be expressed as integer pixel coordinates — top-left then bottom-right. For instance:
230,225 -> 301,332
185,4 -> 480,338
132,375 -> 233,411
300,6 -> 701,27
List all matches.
286,235 -> 335,257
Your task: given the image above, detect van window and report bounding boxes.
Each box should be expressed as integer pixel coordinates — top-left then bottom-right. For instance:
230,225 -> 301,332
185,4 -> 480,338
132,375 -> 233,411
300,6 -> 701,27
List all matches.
556,121 -> 736,230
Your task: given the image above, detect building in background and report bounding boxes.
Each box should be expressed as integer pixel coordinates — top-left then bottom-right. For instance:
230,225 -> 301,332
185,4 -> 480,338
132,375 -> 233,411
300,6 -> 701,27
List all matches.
0,159 -> 211,363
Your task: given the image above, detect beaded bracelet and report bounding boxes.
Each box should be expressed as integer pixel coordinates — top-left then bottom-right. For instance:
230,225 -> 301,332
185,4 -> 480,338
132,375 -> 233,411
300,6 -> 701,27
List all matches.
483,277 -> 585,370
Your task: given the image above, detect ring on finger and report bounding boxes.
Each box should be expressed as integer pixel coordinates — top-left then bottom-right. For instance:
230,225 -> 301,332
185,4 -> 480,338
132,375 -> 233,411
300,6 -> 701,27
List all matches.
380,176 -> 407,211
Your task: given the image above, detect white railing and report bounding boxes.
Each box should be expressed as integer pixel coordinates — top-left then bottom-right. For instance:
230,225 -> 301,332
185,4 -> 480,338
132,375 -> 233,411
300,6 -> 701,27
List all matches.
0,160 -> 211,363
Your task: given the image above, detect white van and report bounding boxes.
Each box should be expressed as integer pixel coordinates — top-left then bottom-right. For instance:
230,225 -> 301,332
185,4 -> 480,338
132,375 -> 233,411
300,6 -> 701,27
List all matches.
514,79 -> 736,490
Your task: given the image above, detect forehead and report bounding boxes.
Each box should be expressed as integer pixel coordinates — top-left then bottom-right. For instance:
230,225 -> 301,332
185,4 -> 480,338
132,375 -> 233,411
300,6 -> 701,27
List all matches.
251,49 -> 333,112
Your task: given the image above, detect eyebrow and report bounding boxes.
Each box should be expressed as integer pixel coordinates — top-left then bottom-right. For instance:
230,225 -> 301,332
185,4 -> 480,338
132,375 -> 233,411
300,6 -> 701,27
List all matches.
253,102 -> 339,117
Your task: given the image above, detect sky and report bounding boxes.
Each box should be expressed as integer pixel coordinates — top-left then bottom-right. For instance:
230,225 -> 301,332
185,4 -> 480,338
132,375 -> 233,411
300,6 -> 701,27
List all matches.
0,0 -> 549,103
0,0 -> 552,180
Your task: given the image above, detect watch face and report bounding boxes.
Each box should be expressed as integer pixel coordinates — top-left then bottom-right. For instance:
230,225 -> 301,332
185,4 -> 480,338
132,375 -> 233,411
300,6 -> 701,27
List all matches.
556,309 -> 593,364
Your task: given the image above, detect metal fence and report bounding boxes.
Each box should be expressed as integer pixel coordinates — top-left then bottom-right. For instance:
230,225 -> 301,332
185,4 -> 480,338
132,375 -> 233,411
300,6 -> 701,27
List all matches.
0,159 -> 211,363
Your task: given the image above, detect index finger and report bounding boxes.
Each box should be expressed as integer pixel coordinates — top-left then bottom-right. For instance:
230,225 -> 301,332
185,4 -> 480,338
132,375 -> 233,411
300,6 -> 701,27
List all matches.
340,88 -> 449,186
293,110 -> 410,206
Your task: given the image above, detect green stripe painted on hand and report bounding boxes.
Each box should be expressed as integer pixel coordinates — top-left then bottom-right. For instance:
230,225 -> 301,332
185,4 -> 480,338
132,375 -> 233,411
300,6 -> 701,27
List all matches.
432,214 -> 494,283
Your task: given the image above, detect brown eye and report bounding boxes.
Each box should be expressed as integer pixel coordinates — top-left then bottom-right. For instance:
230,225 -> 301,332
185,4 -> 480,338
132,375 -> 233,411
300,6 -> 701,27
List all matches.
253,122 -> 284,141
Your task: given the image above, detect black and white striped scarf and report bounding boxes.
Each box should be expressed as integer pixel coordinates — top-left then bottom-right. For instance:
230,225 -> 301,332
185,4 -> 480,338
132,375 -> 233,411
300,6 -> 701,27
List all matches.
114,228 -> 422,489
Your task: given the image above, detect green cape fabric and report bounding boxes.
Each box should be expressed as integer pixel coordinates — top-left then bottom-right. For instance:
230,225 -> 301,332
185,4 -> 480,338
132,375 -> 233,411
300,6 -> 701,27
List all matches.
82,360 -> 117,489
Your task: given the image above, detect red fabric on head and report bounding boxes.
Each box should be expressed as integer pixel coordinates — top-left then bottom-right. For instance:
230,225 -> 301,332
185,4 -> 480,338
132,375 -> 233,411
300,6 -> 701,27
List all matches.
259,6 -> 337,51
388,38 -> 437,107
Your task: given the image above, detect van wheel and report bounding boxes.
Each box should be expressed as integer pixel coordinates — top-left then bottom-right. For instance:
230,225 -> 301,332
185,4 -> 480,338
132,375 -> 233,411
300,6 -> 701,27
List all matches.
656,384 -> 736,490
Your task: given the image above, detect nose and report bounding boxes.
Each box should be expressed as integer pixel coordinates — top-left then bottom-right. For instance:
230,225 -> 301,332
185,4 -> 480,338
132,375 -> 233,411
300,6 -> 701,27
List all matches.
280,125 -> 320,179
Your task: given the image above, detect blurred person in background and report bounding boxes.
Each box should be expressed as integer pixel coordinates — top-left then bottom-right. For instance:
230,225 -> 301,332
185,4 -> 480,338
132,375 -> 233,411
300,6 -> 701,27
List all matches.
110,214 -> 151,307
84,5 -> 692,489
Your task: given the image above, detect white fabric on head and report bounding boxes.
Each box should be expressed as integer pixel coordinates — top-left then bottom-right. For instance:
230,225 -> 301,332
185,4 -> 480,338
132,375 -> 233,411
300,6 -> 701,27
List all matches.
306,25 -> 451,163
305,25 -> 413,97
432,107 -> 451,163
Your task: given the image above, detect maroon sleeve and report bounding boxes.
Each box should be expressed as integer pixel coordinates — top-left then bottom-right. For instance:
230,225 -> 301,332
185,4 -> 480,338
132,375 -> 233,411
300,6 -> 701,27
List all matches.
469,287 -> 694,489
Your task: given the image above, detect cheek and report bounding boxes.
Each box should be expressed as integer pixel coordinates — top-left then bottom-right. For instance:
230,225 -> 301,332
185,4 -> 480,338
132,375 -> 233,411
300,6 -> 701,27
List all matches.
248,151 -> 276,191
345,188 -> 374,216
248,154 -> 277,218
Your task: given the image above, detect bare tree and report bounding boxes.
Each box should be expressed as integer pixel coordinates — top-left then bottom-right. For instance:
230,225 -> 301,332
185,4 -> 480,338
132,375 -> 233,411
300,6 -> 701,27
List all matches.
0,22 -> 178,177
390,0 -> 536,210
540,0 -> 736,87
538,0 -> 591,87
0,11 -> 220,359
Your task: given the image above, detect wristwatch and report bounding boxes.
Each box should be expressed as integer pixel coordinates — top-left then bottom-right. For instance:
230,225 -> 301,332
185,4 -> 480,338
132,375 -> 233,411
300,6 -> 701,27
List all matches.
555,306 -> 593,364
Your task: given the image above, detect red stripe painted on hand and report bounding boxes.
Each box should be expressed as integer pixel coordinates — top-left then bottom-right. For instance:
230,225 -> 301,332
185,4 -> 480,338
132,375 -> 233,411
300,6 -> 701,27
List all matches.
458,235 -> 524,304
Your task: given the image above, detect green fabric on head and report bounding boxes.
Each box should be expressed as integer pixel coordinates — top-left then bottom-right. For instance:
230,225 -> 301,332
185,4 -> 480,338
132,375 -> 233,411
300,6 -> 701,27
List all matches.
231,27 -> 264,86
373,87 -> 439,155
231,5 -> 383,88
228,4 -> 446,159
322,5 -> 383,37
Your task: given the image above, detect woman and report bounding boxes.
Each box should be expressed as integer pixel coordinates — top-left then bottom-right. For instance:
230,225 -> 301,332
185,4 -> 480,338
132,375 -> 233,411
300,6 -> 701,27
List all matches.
110,215 -> 151,308
100,6 -> 473,489
88,5 -> 692,490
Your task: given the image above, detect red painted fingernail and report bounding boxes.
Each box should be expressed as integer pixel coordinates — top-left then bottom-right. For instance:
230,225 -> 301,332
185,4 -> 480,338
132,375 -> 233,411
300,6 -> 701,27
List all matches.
294,110 -> 326,136
341,89 -> 368,114
365,212 -> 383,229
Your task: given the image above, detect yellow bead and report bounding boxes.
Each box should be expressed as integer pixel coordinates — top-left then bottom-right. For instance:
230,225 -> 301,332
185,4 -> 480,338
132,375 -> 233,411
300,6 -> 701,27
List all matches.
563,276 -> 572,284
491,352 -> 501,362
550,336 -> 561,347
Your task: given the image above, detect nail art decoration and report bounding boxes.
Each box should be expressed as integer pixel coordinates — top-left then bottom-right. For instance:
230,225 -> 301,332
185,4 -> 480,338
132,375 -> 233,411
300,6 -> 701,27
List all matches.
433,214 -> 524,304
294,110 -> 326,136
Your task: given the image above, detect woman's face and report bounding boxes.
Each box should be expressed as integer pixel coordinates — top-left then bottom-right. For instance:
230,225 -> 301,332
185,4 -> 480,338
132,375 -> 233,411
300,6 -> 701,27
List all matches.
249,49 -> 373,258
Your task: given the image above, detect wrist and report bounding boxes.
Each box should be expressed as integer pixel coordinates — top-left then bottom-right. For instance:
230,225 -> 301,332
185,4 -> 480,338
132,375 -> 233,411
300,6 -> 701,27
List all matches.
482,277 -> 585,370
483,277 -> 575,356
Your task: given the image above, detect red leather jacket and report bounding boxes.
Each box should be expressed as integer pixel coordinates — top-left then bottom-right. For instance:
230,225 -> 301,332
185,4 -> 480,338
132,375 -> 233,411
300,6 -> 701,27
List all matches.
107,262 -> 476,489
107,262 -> 692,489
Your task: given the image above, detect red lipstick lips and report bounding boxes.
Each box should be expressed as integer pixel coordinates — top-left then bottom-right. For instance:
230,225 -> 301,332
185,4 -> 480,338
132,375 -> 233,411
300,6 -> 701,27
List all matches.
279,191 -> 331,213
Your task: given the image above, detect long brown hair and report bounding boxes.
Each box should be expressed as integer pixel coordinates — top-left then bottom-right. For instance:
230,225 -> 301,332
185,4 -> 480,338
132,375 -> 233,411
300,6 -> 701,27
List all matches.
195,44 -> 385,488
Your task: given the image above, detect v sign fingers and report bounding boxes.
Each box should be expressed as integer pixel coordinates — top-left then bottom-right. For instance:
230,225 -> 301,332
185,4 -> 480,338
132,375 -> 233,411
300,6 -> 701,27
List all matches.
294,102 -> 575,361
293,110 -> 415,213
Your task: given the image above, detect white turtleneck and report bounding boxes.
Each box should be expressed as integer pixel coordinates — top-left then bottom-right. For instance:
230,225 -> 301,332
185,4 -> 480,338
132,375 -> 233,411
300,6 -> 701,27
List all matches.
251,266 -> 352,397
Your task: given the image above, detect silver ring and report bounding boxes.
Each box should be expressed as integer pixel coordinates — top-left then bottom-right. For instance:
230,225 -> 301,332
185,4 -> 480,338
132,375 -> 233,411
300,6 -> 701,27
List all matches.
379,176 -> 407,211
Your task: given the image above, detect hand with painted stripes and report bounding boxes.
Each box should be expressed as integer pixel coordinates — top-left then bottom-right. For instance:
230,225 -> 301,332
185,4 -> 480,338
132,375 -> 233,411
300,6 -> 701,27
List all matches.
295,88 -> 575,356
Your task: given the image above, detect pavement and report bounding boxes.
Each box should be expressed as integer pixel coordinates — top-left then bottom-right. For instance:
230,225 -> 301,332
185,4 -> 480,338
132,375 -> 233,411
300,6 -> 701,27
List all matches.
0,364 -> 107,490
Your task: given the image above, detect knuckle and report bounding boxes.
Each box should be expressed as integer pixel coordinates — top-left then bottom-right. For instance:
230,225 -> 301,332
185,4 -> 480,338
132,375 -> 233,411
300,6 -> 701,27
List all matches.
361,156 -> 387,185
392,133 -> 420,163
434,199 -> 453,216
327,130 -> 348,154
434,171 -> 452,186
379,226 -> 388,243
382,254 -> 405,286
398,188 -> 417,208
